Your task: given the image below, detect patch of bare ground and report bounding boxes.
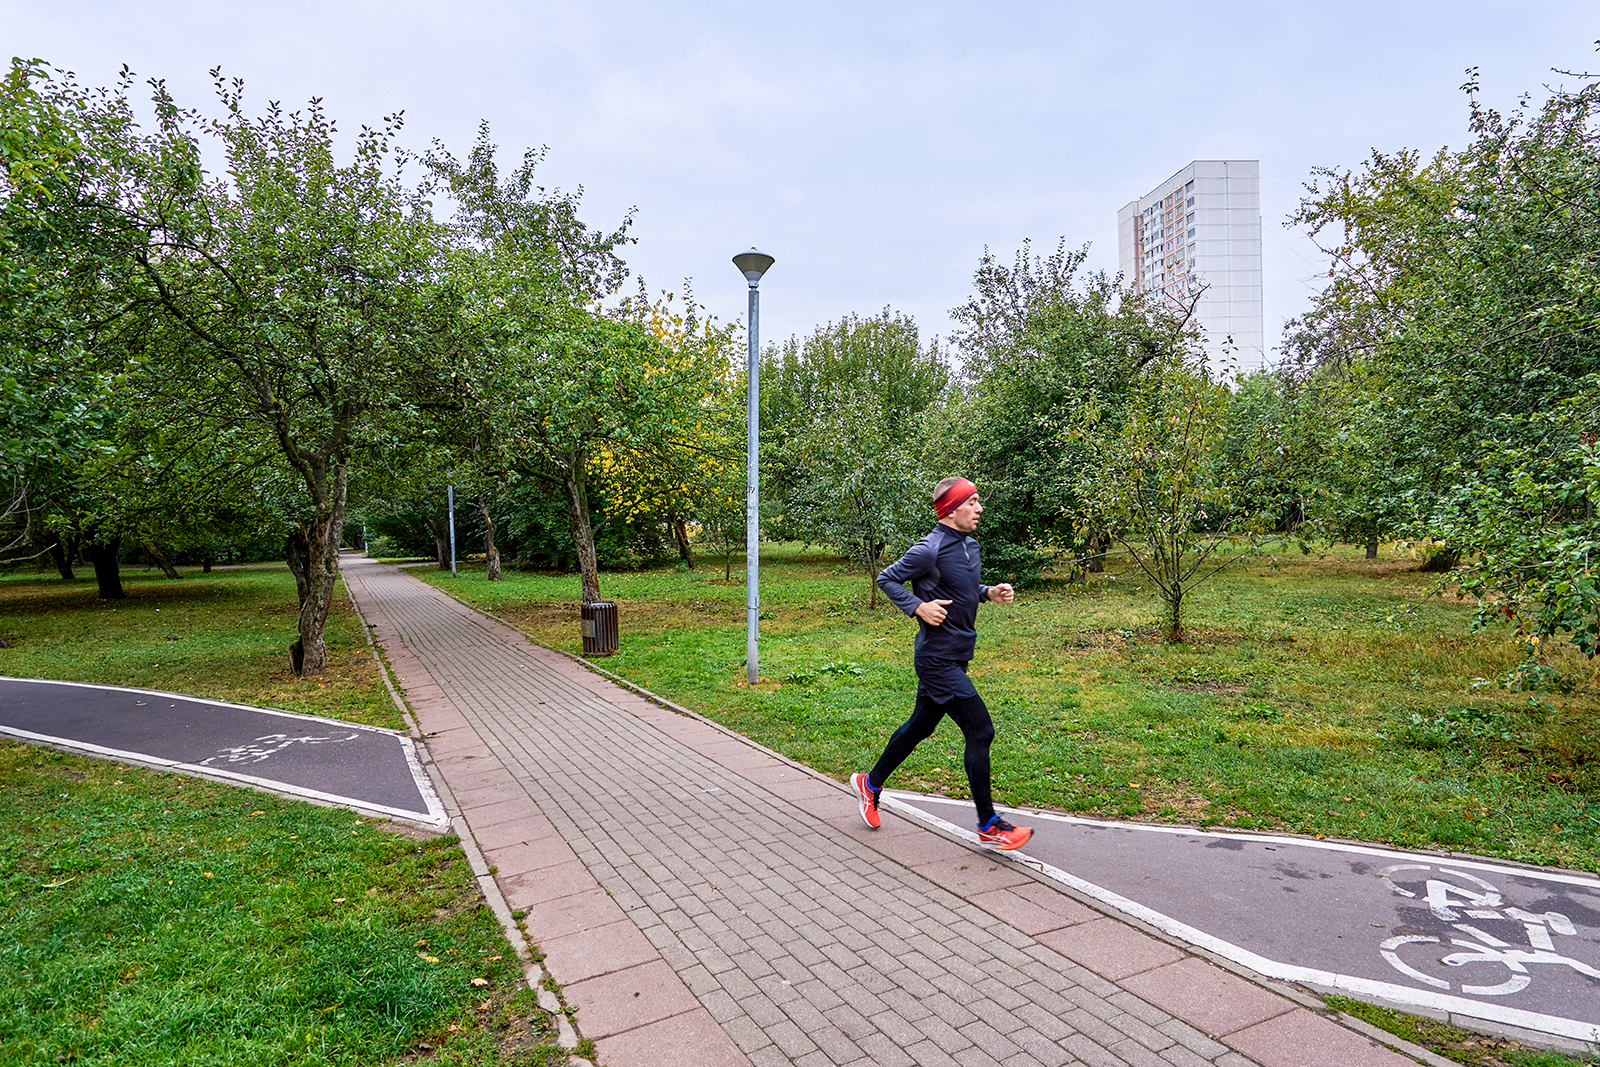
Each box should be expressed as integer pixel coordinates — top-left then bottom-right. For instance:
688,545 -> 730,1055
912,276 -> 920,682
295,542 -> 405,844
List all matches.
1140,784 -> 1215,823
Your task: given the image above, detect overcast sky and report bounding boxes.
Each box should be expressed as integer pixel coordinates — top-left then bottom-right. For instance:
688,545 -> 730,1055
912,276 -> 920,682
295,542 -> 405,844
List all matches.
7,2 -> 1598,365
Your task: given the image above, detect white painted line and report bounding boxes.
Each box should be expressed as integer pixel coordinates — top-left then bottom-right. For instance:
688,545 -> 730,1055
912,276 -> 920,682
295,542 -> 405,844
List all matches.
0,678 -> 449,829
0,676 -> 412,736
885,793 -> 1600,1044
895,792 -> 1600,890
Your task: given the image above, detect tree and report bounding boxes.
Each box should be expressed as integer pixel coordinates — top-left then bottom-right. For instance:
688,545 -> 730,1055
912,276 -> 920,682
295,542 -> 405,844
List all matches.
1070,356 -> 1261,642
788,387 -> 925,604
761,308 -> 949,540
122,72 -> 448,673
602,287 -> 743,573
940,240 -> 1201,582
0,61 -> 277,599
429,128 -> 649,604
1287,62 -> 1600,676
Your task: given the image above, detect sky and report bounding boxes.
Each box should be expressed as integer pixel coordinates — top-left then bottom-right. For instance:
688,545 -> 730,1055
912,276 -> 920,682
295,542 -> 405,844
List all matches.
6,2 -> 1599,367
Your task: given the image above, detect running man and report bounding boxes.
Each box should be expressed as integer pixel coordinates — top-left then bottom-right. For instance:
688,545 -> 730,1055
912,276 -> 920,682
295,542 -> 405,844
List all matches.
851,476 -> 1033,850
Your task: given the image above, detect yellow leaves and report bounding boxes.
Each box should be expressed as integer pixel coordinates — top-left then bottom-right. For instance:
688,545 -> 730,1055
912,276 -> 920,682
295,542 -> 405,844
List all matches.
248,810 -> 265,818
418,953 -> 441,963
203,871 -> 214,878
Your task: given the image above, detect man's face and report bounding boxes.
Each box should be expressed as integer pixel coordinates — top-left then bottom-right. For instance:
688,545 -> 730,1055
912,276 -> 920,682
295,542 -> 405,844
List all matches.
944,494 -> 983,533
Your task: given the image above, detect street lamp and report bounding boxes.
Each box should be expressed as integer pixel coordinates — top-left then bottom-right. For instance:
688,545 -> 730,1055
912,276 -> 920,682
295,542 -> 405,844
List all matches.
733,248 -> 774,685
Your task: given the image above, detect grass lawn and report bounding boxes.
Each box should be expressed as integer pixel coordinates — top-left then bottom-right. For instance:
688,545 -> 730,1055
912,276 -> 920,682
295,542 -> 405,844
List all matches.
0,568 -> 397,729
0,567 -> 569,1066
423,541 -> 1600,875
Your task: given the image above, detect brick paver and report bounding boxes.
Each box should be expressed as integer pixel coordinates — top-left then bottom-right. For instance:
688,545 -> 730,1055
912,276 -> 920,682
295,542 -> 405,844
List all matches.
342,558 -> 1417,1067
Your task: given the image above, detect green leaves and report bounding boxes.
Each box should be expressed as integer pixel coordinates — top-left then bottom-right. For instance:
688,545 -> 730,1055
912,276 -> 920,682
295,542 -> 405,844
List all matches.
1071,356 -> 1267,641
1288,69 -> 1600,680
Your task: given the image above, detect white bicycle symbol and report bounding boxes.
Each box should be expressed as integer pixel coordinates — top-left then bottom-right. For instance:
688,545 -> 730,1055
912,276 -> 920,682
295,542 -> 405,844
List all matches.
200,731 -> 360,766
1378,863 -> 1600,996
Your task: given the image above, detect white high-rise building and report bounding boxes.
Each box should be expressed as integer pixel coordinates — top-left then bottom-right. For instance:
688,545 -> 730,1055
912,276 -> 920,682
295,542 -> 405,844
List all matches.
1117,160 -> 1263,370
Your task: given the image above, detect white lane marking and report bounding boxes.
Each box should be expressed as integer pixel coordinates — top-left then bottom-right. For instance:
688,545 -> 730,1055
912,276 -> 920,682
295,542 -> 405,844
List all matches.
894,792 -> 1600,890
884,792 -> 1600,1044
0,675 -> 403,735
0,726 -> 447,829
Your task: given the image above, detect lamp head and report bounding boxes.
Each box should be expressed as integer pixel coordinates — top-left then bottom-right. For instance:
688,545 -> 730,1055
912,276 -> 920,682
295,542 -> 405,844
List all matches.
732,248 -> 775,286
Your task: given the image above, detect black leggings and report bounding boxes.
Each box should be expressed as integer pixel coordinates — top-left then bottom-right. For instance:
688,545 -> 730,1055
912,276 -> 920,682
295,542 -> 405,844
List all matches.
869,692 -> 995,825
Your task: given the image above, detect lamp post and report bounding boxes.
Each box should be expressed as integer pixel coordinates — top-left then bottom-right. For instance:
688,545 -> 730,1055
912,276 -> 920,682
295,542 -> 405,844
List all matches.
732,248 -> 774,685
447,484 -> 457,577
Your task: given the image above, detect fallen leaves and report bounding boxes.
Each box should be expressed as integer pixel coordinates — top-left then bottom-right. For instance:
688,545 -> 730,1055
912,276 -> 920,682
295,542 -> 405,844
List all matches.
471,977 -> 489,987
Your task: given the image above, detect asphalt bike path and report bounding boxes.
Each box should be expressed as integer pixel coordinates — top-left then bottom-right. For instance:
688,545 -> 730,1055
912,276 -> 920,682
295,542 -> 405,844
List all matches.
340,554 -> 1445,1067
893,795 -> 1600,1049
0,675 -> 445,826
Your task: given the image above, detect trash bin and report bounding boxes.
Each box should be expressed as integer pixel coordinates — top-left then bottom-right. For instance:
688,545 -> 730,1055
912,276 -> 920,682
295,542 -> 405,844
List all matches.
580,601 -> 619,656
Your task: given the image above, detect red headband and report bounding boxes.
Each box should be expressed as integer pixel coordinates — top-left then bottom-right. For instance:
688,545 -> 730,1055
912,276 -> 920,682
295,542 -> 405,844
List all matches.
934,478 -> 978,519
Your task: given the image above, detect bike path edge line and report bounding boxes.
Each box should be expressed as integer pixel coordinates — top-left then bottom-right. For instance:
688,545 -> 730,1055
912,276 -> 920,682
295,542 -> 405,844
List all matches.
891,793 -> 1600,1048
0,674 -> 419,737
0,721 -> 446,827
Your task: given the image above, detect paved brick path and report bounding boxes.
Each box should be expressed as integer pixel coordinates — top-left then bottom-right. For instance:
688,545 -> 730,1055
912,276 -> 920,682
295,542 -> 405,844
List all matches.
342,557 -> 1425,1067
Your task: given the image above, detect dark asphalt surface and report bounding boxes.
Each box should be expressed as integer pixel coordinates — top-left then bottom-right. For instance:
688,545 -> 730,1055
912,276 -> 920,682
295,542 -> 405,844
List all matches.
0,676 -> 445,826
893,793 -> 1600,1046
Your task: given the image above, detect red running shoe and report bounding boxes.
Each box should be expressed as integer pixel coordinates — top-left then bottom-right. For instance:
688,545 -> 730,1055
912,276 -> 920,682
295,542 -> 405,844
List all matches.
851,772 -> 880,829
977,816 -> 1032,850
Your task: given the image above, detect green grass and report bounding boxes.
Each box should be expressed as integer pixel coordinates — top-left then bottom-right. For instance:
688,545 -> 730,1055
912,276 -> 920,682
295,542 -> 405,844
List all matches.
0,568 -> 399,729
1326,995 -> 1599,1066
0,743 -> 565,1066
0,566 -> 568,1065
425,541 -> 1600,873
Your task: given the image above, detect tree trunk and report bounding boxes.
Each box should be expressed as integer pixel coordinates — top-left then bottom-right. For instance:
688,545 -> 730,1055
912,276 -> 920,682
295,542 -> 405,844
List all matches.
1166,585 -> 1185,643
285,529 -> 312,607
424,513 -> 450,571
289,457 -> 349,676
670,511 -> 693,569
143,540 -> 180,579
47,533 -> 74,580
1365,529 -> 1379,560
202,551 -> 214,574
479,494 -> 501,581
85,538 -> 125,599
1087,532 -> 1105,573
1423,547 -> 1459,573
560,462 -> 602,605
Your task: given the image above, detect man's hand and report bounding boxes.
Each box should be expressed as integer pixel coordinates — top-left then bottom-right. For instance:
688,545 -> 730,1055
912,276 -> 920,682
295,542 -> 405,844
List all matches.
914,599 -> 952,626
987,583 -> 1015,604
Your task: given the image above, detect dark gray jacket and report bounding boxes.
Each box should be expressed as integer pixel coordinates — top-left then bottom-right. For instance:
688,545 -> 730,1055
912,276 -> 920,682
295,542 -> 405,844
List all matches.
876,524 -> 992,661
